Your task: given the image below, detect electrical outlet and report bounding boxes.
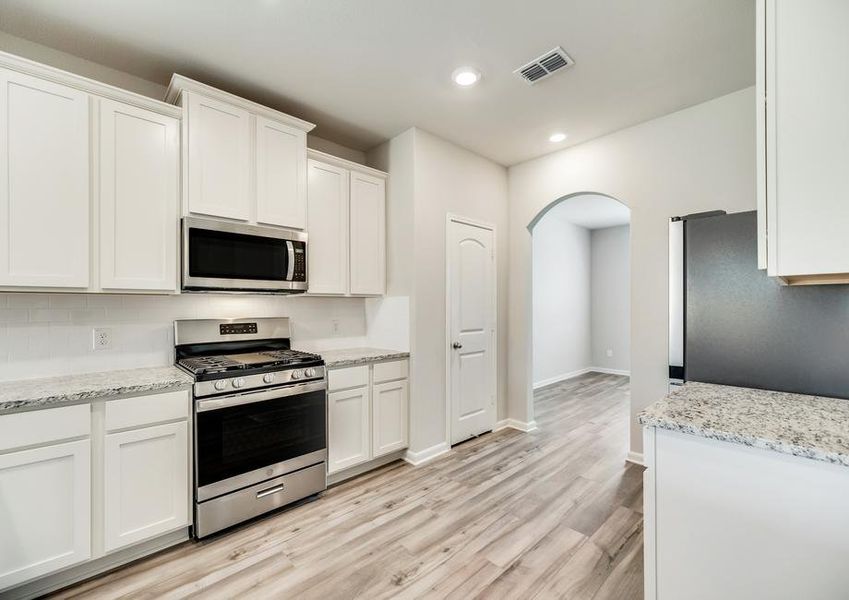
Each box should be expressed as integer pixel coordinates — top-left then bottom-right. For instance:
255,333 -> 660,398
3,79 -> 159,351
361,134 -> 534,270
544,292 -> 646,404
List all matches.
331,319 -> 340,336
606,349 -> 613,358
93,327 -> 113,351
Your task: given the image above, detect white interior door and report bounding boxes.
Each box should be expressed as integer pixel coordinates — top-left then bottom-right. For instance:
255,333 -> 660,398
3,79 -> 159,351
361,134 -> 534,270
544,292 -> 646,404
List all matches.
447,217 -> 496,444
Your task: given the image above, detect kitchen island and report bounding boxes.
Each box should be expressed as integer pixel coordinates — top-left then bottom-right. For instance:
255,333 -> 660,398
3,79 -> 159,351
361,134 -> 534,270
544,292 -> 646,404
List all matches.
640,382 -> 849,600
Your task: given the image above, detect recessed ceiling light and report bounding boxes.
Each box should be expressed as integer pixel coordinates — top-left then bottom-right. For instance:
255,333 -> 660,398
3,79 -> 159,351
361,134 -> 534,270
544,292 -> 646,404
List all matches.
549,132 -> 567,143
452,67 -> 481,87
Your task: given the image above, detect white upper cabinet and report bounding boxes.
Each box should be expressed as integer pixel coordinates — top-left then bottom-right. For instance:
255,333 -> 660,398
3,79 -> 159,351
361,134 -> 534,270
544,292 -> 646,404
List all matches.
185,91 -> 251,221
0,53 -> 182,294
98,99 -> 179,292
757,0 -> 849,284
0,69 -> 90,288
349,171 -> 386,295
307,158 -> 349,294
306,150 -> 388,296
256,116 -> 307,229
166,75 -> 314,230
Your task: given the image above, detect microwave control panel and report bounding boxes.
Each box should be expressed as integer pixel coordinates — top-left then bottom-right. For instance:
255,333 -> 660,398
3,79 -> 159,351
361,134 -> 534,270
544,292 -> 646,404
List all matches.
292,242 -> 307,282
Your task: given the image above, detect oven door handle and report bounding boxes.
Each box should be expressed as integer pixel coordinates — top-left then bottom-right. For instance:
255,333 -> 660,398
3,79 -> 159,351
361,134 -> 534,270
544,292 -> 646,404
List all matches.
196,380 -> 327,412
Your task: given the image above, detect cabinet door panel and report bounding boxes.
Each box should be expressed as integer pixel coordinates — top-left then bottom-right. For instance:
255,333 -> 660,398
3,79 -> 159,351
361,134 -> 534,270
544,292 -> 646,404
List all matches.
0,70 -> 89,288
186,92 -> 250,221
256,116 -> 306,229
307,159 -> 349,294
99,99 -> 179,291
0,440 -> 90,589
327,386 -> 370,473
767,0 -> 849,276
372,380 -> 408,458
104,421 -> 189,552
349,171 -> 385,295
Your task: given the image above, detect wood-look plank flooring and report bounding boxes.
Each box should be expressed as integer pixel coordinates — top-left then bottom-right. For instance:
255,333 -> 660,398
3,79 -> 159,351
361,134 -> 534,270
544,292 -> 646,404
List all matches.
53,372 -> 642,600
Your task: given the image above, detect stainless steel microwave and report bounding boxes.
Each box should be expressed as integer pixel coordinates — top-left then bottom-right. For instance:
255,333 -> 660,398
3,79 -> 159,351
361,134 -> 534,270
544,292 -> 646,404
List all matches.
181,217 -> 308,293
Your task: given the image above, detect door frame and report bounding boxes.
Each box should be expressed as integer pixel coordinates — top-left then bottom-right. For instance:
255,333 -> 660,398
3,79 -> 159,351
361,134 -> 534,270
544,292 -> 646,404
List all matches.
445,213 -> 497,445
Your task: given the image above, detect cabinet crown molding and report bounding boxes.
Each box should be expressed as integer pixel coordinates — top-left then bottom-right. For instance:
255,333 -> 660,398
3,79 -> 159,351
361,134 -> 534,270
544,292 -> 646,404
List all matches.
307,148 -> 388,179
165,73 -> 316,133
0,50 -> 181,118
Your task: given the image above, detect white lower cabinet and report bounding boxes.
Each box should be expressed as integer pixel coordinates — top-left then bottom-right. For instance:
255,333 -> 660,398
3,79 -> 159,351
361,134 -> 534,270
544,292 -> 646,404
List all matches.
372,380 -> 409,458
327,386 -> 371,473
0,388 -> 191,594
104,421 -> 189,552
327,360 -> 409,475
0,439 -> 91,590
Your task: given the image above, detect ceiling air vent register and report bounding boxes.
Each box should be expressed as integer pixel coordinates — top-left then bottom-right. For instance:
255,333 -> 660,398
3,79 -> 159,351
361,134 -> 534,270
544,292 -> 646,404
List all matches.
514,46 -> 574,85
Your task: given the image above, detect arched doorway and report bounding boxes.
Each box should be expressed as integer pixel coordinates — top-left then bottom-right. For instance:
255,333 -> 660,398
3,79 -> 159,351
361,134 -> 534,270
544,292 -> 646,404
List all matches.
528,191 -> 631,434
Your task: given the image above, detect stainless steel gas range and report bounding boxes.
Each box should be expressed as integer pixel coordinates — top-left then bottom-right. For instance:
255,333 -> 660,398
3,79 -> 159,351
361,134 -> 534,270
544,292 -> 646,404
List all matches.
174,317 -> 327,538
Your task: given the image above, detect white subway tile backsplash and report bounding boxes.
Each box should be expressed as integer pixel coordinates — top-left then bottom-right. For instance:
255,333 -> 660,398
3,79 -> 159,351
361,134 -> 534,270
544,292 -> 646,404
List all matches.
8,294 -> 49,308
0,291 -> 381,382
29,309 -> 71,323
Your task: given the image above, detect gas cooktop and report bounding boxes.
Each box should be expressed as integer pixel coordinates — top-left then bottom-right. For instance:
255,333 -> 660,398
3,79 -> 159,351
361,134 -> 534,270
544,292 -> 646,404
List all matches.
178,349 -> 322,377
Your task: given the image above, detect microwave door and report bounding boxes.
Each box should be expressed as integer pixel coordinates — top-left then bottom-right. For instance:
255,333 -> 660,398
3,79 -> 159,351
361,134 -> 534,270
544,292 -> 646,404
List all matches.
182,217 -> 308,293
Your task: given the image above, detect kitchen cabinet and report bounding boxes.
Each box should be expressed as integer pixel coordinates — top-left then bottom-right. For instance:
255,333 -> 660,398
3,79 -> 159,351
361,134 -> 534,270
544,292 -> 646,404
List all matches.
328,385 -> 371,473
326,360 -> 409,476
757,0 -> 849,284
307,158 -> 349,294
372,380 -> 409,458
349,171 -> 387,295
184,91 -> 251,221
166,75 -> 314,230
0,53 -> 183,294
643,426 -> 849,600
256,116 -> 307,229
98,99 -> 180,292
103,421 -> 189,552
0,387 -> 191,595
0,405 -> 91,591
307,150 -> 388,296
0,69 -> 90,288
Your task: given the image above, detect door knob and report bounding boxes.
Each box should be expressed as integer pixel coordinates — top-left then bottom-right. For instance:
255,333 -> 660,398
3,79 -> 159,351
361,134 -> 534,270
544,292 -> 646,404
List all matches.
452,342 -> 463,349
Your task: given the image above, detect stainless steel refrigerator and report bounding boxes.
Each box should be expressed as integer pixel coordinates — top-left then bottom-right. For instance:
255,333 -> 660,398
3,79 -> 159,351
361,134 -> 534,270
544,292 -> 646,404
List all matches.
668,210 -> 849,399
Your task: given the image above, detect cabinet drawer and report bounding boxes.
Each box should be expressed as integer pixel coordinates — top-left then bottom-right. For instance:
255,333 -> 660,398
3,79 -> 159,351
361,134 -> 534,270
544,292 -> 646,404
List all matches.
373,360 -> 408,384
328,365 -> 369,391
105,389 -> 189,432
0,404 -> 90,452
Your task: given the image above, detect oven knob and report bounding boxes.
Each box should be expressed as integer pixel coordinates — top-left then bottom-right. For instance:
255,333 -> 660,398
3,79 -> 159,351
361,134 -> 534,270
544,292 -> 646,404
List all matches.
232,378 -> 246,388
214,380 -> 227,391
291,370 -> 302,380
305,368 -> 316,377
263,373 -> 275,384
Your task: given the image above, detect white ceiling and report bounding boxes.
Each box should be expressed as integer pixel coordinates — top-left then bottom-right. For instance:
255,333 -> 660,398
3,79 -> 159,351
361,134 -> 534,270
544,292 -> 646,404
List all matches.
0,0 -> 754,166
545,194 -> 630,230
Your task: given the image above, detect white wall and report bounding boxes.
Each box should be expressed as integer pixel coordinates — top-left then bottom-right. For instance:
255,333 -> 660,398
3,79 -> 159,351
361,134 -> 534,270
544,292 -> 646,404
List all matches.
508,87 -> 756,455
369,128 -> 509,455
532,216 -> 591,386
591,225 -> 630,373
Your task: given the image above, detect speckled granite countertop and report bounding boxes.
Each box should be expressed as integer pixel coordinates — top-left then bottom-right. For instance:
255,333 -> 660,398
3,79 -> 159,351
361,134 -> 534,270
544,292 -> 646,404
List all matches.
639,382 -> 849,467
0,366 -> 193,415
319,348 -> 410,368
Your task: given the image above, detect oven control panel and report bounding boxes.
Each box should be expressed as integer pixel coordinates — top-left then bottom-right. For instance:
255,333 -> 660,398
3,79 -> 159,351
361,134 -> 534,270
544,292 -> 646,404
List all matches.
220,322 -> 258,336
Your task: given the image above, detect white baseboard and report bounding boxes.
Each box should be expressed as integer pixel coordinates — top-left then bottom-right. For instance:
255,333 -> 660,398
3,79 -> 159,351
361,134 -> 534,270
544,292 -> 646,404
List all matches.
533,368 -> 591,389
533,367 -> 630,390
626,451 -> 645,466
403,441 -> 451,466
494,418 -> 538,433
591,367 -> 631,377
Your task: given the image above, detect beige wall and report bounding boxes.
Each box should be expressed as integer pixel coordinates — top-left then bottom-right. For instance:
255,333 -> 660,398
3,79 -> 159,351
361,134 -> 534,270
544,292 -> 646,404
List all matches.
369,128 -> 509,454
508,87 -> 756,455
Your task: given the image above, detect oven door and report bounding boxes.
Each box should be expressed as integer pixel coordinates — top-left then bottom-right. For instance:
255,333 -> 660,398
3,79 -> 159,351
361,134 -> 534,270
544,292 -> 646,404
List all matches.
195,380 -> 326,502
182,217 -> 308,292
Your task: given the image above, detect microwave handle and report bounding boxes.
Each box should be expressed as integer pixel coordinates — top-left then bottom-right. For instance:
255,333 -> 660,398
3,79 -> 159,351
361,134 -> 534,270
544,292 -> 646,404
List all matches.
286,241 -> 295,280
